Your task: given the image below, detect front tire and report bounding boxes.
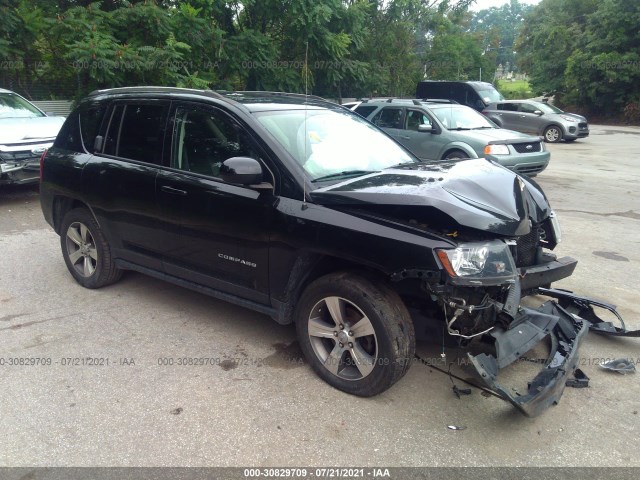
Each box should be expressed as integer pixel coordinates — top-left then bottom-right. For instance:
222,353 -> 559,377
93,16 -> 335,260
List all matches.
60,208 -> 122,289
544,126 -> 562,143
443,150 -> 467,160
295,271 -> 415,397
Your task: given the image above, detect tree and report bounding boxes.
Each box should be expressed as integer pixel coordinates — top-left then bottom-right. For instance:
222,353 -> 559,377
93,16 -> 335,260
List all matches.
516,0 -> 639,116
0,0 -> 492,101
564,0 -> 640,115
468,0 -> 533,74
516,0 -> 598,99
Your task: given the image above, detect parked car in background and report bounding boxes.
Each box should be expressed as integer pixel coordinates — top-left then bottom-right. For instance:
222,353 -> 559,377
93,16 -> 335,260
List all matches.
0,88 -> 66,186
482,100 -> 589,143
416,81 -> 504,112
355,99 -> 550,176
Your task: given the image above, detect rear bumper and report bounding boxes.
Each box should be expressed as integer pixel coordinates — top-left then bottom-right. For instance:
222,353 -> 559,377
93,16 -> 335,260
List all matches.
519,255 -> 578,292
468,300 -> 589,417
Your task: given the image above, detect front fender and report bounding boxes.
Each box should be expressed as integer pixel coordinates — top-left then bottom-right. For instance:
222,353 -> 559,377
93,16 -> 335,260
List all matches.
441,142 -> 479,160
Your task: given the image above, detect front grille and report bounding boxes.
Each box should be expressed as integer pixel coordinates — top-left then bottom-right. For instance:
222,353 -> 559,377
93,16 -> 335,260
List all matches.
516,165 -> 545,175
512,142 -> 542,154
578,122 -> 588,129
515,226 -> 541,267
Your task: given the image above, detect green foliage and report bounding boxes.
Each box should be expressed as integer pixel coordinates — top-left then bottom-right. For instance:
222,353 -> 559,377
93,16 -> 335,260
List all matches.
497,79 -> 532,100
468,0 -> 534,73
516,0 -> 639,117
0,0 -> 504,102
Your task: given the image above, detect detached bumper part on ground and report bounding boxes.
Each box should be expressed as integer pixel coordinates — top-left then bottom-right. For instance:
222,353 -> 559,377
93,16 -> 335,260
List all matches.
468,301 -> 588,417
466,287 -> 639,416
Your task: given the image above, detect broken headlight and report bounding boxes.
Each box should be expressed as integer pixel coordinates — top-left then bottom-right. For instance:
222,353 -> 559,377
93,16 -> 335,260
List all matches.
436,240 -> 517,286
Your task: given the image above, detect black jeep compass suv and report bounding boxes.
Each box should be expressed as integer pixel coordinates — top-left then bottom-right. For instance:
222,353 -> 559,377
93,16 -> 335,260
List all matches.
40,87 -> 585,415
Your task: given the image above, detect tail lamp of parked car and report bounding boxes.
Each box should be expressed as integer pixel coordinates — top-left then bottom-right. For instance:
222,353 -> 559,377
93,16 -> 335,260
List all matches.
39,149 -> 48,182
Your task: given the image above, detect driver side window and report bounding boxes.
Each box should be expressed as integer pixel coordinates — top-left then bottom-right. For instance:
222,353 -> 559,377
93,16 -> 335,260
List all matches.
518,103 -> 539,114
171,106 -> 258,177
405,110 -> 431,131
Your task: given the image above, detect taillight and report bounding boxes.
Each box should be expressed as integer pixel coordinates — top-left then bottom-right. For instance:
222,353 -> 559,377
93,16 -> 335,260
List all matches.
39,148 -> 48,181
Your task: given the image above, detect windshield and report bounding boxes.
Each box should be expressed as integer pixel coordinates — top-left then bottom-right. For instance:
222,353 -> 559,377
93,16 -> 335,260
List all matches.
431,106 -> 494,130
477,88 -> 504,103
0,92 -> 45,119
533,102 -> 564,114
254,108 -> 416,181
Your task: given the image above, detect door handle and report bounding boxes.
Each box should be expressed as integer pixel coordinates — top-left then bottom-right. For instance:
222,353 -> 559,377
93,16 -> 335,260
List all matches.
400,135 -> 410,140
161,185 -> 187,196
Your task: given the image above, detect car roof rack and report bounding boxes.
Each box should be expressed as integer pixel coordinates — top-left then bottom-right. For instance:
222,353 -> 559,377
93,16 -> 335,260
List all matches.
420,98 -> 459,104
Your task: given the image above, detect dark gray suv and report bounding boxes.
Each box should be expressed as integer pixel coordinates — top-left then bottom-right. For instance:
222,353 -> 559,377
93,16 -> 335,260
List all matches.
483,100 -> 589,143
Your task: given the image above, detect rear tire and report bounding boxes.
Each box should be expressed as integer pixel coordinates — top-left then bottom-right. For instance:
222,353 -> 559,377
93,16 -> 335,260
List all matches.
295,271 -> 415,397
60,208 -> 122,289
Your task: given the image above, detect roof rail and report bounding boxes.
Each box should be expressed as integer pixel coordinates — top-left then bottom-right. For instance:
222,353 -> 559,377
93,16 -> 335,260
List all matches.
420,98 -> 459,104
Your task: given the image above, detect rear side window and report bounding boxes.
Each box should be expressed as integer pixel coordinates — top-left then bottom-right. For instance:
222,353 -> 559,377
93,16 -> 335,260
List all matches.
354,105 -> 377,118
103,103 -> 168,164
371,107 -> 403,129
498,103 -> 518,112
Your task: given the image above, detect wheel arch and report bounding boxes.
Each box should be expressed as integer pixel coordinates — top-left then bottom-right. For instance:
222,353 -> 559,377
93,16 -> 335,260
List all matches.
441,144 -> 477,160
52,196 -> 96,235
274,253 -> 393,325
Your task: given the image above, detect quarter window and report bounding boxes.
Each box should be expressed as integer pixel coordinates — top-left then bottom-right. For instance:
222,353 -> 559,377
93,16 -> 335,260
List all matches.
79,102 -> 107,153
354,105 -> 377,118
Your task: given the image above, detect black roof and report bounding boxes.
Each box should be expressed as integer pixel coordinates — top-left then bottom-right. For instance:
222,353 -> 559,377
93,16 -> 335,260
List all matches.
87,87 -> 337,111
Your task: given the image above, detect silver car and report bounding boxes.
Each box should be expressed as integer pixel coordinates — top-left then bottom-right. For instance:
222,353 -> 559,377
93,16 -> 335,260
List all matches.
482,100 -> 589,143
355,99 -> 550,176
0,88 -> 65,186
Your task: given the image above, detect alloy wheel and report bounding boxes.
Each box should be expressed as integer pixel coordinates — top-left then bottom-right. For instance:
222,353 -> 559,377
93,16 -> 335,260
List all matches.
307,296 -> 378,381
65,221 -> 98,278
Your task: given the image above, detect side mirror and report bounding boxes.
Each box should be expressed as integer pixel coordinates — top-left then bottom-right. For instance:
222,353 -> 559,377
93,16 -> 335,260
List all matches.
534,110 -> 543,116
418,124 -> 433,133
220,157 -> 263,185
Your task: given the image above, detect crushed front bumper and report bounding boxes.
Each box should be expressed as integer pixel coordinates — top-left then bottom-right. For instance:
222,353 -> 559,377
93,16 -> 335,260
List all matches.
518,255 -> 578,292
466,286 -> 639,416
0,159 -> 41,185
468,301 -> 589,417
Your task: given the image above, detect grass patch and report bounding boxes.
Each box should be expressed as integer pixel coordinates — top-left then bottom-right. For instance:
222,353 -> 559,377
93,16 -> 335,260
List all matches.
497,79 -> 533,100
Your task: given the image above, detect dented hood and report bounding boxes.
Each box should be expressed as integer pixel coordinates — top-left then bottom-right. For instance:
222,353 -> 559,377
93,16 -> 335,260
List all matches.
310,159 -> 551,236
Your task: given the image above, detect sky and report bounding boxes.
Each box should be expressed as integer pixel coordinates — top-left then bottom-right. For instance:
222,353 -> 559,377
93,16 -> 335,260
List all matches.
469,0 -> 540,11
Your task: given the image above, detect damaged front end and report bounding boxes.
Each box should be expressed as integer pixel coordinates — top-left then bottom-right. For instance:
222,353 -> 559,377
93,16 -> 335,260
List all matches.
428,236 -> 638,416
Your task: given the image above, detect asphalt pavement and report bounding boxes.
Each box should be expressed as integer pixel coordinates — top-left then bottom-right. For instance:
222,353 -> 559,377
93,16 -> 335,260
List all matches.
0,125 -> 638,468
